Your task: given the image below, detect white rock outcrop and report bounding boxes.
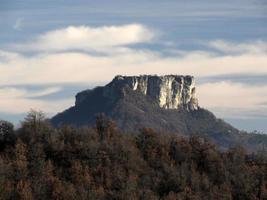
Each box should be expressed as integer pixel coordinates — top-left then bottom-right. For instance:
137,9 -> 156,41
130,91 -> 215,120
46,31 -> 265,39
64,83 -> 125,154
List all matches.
105,75 -> 199,111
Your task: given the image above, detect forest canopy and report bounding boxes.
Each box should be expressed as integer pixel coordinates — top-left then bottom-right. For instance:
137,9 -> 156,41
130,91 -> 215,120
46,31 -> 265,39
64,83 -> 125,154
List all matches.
0,111 -> 266,200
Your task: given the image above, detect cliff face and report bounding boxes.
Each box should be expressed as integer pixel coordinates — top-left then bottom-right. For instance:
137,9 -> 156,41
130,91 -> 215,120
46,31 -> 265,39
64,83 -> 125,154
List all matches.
76,75 -> 199,111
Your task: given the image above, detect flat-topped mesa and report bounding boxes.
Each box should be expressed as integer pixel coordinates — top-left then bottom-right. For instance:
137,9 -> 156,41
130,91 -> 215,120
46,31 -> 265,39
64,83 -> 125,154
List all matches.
105,75 -> 199,111
75,75 -> 199,111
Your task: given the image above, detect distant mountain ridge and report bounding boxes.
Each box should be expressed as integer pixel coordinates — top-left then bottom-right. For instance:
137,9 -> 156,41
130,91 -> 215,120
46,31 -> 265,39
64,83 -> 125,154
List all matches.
51,75 -> 267,151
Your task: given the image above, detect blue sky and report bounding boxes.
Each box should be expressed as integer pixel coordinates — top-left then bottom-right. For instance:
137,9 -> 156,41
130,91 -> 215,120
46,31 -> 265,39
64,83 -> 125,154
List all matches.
0,0 -> 267,132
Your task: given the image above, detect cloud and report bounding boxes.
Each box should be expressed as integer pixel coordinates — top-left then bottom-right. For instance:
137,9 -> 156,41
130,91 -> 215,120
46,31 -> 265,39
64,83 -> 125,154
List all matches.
1,24 -> 267,120
13,18 -> 24,31
208,40 -> 267,54
0,87 -> 61,99
14,24 -> 154,53
0,87 -> 72,114
0,48 -> 266,85
198,81 -> 267,119
23,87 -> 62,98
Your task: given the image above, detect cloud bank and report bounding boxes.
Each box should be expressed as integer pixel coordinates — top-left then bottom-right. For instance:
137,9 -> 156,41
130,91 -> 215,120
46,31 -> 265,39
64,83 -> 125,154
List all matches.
14,24 -> 154,53
198,81 -> 267,119
0,87 -> 72,114
0,24 -> 267,121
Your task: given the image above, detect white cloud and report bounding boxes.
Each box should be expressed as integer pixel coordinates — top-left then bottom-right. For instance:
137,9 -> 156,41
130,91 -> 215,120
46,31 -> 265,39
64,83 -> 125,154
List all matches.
0,87 -> 72,114
198,81 -> 267,119
24,87 -> 62,98
0,49 -> 266,85
13,18 -> 24,31
1,24 -> 267,120
15,24 -> 154,53
0,87 -> 62,99
208,40 -> 267,54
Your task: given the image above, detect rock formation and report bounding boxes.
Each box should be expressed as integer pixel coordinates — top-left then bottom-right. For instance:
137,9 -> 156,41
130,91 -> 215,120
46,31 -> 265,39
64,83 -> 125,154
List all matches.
52,74 -> 267,152
76,75 -> 199,111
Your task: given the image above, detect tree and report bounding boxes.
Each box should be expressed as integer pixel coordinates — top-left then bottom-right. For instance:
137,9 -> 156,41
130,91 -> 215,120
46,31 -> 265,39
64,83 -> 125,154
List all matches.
20,110 -> 52,145
13,139 -> 28,181
95,114 -> 117,143
16,180 -> 34,200
23,110 -> 46,131
0,120 -> 15,147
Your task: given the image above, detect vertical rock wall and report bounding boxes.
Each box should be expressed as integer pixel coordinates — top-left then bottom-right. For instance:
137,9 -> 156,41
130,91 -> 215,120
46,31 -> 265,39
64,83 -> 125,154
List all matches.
106,75 -> 199,110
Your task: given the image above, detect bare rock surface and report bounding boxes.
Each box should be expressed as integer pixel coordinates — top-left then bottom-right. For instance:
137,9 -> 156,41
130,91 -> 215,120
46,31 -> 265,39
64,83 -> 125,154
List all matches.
76,75 -> 199,111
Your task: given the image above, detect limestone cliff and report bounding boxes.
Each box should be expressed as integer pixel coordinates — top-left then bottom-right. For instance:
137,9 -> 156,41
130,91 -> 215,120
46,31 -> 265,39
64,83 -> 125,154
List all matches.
76,75 -> 199,111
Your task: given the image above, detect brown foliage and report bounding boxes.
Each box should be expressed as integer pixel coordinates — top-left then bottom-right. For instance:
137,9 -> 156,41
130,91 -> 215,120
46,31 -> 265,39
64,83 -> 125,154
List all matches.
0,113 -> 266,199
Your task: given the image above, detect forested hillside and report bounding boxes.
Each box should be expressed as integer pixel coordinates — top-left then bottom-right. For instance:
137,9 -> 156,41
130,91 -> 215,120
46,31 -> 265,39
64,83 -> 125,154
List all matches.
0,111 -> 267,200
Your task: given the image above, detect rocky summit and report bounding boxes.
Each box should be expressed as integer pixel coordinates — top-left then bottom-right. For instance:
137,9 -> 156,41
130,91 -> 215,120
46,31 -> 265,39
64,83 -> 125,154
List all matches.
76,75 -> 199,111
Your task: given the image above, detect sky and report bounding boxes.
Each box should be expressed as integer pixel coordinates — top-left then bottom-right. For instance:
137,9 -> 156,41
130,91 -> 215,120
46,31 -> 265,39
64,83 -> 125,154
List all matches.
0,0 -> 267,132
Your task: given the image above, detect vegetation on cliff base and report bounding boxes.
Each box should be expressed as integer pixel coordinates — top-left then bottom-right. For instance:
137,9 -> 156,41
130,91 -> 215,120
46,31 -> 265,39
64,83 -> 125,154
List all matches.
0,111 -> 267,200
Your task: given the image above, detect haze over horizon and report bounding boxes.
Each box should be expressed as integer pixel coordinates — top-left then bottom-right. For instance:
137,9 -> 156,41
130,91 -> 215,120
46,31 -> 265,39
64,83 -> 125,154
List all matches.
1,0 -> 267,132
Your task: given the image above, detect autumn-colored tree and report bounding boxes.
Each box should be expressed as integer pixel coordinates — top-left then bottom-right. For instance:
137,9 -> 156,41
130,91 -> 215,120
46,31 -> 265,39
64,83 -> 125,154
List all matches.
16,180 -> 34,200
96,114 -> 117,143
0,112 -> 266,199
13,139 -> 29,181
